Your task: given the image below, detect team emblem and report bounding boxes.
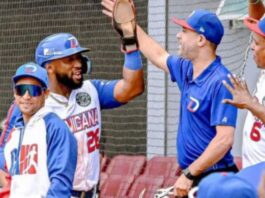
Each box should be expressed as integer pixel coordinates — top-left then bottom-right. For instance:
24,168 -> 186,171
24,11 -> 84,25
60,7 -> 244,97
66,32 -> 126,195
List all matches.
24,64 -> 37,73
76,92 -> 91,107
187,96 -> 200,112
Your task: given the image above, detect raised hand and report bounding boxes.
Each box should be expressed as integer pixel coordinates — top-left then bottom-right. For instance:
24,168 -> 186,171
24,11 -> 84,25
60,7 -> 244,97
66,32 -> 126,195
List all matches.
101,0 -> 115,18
222,74 -> 255,109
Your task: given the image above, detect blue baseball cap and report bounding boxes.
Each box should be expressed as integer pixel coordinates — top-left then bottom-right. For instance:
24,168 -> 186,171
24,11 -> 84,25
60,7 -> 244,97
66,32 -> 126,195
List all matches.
237,162 -> 265,190
196,172 -> 258,198
13,62 -> 49,88
244,17 -> 265,37
172,9 -> 224,45
35,33 -> 90,67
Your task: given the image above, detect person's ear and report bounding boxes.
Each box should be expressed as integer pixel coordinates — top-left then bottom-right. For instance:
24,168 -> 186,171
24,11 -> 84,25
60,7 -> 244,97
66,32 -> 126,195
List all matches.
198,34 -> 207,47
44,89 -> 50,99
45,63 -> 54,74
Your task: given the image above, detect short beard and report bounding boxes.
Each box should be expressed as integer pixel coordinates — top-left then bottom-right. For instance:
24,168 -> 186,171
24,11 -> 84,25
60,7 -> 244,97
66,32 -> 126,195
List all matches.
55,73 -> 83,90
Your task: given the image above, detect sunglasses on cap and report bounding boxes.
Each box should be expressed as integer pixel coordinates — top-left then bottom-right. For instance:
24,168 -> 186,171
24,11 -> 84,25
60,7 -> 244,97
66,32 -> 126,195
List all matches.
15,84 -> 46,97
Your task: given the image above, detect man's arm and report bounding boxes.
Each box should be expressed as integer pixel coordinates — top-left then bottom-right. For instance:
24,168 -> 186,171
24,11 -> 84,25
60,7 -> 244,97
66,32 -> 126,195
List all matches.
188,126 -> 234,175
45,114 -> 77,198
174,126 -> 234,197
249,0 -> 265,19
137,26 -> 170,72
101,0 -> 170,73
114,51 -> 145,103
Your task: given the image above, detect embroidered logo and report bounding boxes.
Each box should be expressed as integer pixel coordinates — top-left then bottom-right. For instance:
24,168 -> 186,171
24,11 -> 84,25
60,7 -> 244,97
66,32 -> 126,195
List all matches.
222,117 -> 228,123
24,64 -> 37,73
76,92 -> 91,107
187,96 -> 200,112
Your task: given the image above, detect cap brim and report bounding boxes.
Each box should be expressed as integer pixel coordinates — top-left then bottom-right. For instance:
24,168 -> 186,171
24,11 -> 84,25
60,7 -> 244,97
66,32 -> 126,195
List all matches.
13,74 -> 47,88
172,17 -> 194,31
74,47 -> 90,54
244,17 -> 265,37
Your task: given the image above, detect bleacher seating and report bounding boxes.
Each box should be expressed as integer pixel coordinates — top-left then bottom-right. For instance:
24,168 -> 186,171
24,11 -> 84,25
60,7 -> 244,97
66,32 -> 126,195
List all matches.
100,174 -> 135,198
99,155 -> 180,198
99,172 -> 108,190
127,175 -> 164,198
105,155 -> 146,176
143,156 -> 180,178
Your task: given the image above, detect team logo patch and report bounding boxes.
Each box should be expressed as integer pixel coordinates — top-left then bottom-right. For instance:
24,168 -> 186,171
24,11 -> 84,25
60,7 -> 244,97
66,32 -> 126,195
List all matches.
24,64 -> 37,73
19,144 -> 38,175
76,92 -> 91,107
187,96 -> 200,112
66,37 -> 79,49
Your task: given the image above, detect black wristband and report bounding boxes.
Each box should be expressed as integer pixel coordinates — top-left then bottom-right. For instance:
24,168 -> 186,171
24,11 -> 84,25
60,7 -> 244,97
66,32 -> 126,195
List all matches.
182,167 -> 197,180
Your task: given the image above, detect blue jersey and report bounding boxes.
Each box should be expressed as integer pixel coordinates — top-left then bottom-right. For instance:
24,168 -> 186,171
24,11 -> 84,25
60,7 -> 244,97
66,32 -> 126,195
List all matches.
4,108 -> 77,198
167,55 -> 237,171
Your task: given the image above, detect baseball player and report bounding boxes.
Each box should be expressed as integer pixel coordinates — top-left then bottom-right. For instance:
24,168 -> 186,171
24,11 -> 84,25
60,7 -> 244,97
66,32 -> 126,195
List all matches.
223,0 -> 265,168
102,2 -> 238,197
3,62 -> 77,198
0,1 -> 144,197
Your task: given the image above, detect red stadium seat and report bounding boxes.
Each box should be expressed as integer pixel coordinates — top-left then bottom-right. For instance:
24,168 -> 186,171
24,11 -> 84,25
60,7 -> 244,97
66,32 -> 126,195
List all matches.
100,174 -> 135,198
99,172 -> 109,190
234,156 -> 242,170
106,155 -> 146,176
127,175 -> 164,198
143,156 -> 179,178
163,175 -> 179,188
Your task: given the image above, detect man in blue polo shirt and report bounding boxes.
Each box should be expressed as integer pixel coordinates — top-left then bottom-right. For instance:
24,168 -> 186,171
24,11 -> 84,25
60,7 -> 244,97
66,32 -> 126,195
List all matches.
102,4 -> 238,197
165,10 -> 238,197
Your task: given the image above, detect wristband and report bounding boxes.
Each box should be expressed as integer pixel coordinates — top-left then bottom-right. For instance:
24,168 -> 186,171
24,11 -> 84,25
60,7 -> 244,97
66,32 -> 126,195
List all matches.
124,50 -> 143,70
182,167 -> 197,180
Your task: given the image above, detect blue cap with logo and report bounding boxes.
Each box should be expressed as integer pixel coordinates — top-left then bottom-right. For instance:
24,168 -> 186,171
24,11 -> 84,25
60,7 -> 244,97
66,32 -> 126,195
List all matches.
13,62 -> 49,88
172,9 -> 224,45
196,172 -> 258,198
35,33 -> 90,67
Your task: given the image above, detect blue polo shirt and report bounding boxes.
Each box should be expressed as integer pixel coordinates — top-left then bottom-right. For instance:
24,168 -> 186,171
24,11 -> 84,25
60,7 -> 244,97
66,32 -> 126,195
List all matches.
167,55 -> 237,171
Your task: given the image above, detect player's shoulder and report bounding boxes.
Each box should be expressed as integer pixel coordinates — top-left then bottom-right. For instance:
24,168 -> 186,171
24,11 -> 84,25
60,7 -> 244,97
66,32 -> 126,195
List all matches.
79,80 -> 97,91
43,112 -> 66,127
213,63 -> 231,81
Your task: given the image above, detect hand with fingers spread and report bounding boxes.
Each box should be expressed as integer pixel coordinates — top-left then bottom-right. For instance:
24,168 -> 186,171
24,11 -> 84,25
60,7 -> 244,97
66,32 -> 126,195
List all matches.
222,74 -> 254,109
101,0 -> 115,18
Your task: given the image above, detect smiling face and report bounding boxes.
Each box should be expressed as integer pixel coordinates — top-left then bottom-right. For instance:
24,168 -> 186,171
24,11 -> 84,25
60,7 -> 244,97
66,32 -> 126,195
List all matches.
176,27 -> 200,60
251,33 -> 265,69
51,53 -> 84,90
14,77 -> 48,122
